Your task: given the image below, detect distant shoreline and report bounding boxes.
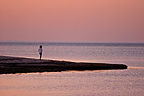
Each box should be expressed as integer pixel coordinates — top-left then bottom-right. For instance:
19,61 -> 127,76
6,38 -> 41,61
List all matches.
0,56 -> 128,74
0,41 -> 144,47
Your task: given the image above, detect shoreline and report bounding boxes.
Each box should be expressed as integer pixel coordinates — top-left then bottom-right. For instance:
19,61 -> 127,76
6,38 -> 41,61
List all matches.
0,56 -> 128,74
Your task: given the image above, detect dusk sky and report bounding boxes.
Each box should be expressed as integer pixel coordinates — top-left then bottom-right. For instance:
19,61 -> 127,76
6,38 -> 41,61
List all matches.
0,0 -> 144,42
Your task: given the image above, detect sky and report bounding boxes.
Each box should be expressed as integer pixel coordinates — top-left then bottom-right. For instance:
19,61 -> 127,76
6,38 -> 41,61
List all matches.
0,0 -> 144,43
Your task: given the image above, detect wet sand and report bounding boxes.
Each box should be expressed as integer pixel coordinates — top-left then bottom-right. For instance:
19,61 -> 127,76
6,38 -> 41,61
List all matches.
0,56 -> 127,74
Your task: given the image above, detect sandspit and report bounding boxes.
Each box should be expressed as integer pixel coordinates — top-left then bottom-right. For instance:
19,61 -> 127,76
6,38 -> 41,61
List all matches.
0,56 -> 127,74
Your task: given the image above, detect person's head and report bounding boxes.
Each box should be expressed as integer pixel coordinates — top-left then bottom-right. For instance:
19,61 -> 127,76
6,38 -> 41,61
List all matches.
40,45 -> 42,48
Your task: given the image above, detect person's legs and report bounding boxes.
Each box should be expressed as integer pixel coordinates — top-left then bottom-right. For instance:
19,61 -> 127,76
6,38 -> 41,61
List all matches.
40,53 -> 42,60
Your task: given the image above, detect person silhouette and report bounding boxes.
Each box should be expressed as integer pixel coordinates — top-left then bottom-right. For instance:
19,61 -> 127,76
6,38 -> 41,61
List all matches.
38,45 -> 43,60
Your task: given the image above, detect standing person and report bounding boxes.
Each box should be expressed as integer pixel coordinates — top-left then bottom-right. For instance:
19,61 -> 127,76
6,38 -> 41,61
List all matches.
38,45 -> 43,60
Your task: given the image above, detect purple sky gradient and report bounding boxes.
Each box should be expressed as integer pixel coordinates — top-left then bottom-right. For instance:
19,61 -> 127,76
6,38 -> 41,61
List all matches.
0,0 -> 144,42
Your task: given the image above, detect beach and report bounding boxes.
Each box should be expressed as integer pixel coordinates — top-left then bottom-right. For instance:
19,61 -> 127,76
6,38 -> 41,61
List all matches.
1,0 -> 144,95
0,56 -> 127,74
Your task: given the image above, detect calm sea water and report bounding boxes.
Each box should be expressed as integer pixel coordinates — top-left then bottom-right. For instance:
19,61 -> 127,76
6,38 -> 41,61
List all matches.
0,42 -> 144,96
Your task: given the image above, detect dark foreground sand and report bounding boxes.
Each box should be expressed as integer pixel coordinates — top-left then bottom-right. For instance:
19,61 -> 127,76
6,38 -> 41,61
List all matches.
0,56 -> 127,74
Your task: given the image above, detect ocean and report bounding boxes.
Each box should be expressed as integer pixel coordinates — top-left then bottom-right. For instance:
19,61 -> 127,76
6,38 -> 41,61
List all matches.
0,42 -> 144,96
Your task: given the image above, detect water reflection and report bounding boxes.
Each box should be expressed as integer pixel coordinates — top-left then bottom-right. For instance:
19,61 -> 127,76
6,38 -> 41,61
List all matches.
0,69 -> 144,96
128,66 -> 144,69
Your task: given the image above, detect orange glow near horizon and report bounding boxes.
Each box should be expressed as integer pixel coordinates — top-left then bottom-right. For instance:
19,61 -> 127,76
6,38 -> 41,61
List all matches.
0,0 -> 144,42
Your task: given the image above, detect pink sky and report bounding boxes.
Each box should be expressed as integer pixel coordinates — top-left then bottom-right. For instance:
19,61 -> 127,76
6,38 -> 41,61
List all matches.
0,0 -> 144,42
